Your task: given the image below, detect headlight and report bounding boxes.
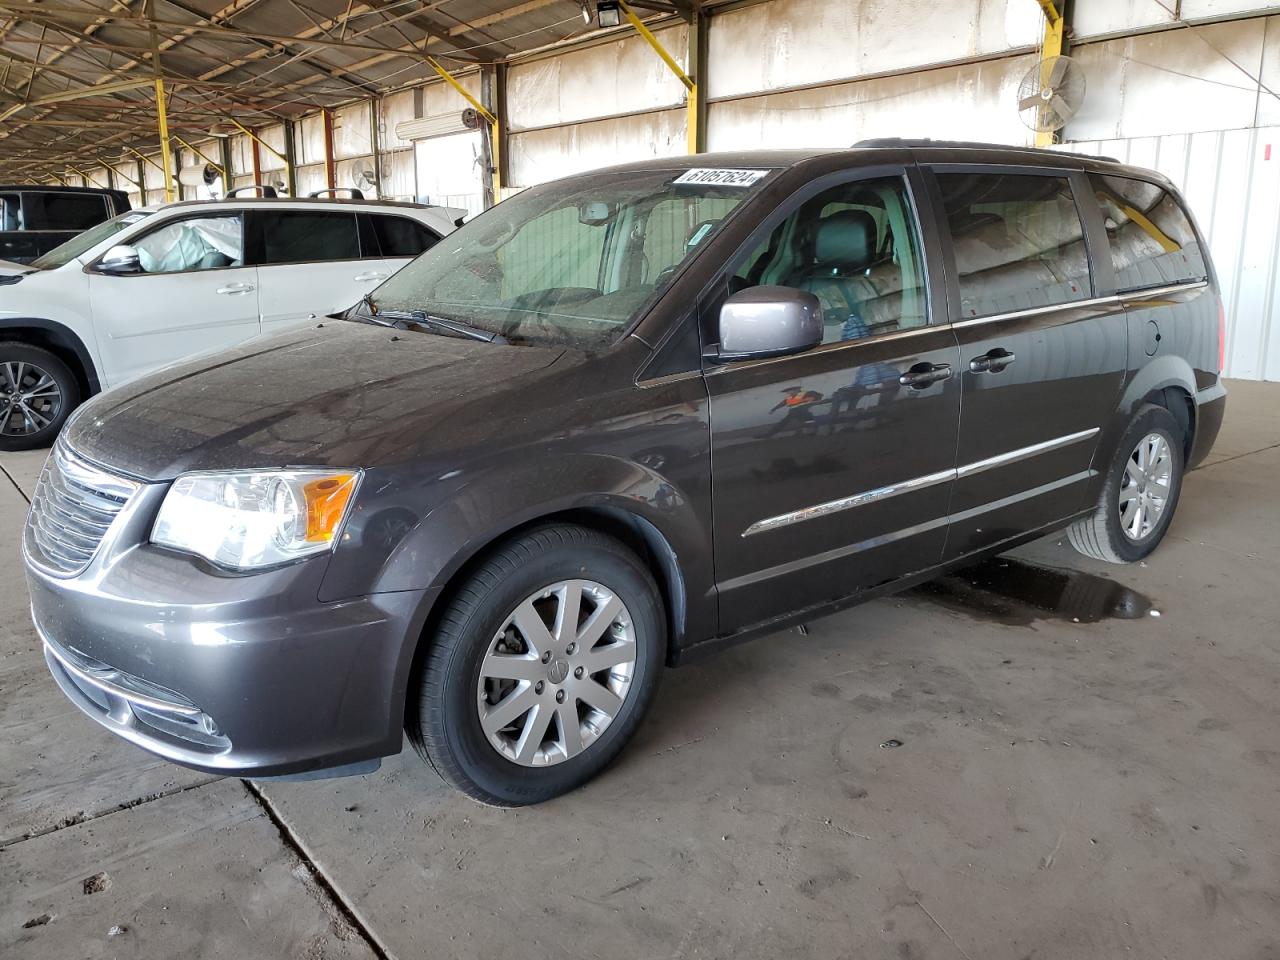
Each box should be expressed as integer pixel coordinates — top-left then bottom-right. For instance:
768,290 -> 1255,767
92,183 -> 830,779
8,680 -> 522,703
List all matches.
152,470 -> 360,570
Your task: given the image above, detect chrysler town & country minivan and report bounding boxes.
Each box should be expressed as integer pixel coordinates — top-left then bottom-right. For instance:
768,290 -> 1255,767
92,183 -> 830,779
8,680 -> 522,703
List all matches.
24,142 -> 1225,805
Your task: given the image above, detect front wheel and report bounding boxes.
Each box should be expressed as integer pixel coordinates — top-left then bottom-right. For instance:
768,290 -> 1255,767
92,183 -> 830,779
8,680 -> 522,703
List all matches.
408,524 -> 665,806
1067,403 -> 1185,564
0,343 -> 81,451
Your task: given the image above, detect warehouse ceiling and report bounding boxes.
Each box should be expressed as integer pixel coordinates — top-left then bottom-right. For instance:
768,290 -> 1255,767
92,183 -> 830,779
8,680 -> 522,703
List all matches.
0,0 -> 630,179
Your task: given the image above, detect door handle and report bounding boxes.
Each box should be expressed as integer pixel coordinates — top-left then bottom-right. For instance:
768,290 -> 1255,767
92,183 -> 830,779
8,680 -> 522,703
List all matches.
969,349 -> 1016,373
353,271 -> 388,282
898,362 -> 952,389
215,282 -> 255,295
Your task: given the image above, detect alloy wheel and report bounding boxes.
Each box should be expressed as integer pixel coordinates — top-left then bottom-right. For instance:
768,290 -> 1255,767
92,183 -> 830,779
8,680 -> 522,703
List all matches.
477,579 -> 637,767
1118,432 -> 1173,541
0,360 -> 62,437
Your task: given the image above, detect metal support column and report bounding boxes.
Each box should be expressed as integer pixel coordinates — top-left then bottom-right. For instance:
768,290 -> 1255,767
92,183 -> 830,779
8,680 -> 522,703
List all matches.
284,121 -> 298,196
322,108 -> 337,191
1034,0 -> 1069,148
369,99 -> 382,199
481,63 -> 500,207
145,0 -> 174,201
687,3 -> 708,154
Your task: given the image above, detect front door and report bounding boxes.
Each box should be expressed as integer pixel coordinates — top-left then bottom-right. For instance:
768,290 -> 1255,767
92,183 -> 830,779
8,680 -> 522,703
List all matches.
89,211 -> 259,387
706,171 -> 961,634
927,167 -> 1127,561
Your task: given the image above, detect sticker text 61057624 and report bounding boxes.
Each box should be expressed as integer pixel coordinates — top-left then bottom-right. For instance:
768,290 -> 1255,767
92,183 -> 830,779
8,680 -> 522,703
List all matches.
673,168 -> 770,187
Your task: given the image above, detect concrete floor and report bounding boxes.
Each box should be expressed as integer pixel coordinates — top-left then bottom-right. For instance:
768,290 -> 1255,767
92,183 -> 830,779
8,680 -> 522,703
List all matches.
2,380 -> 1278,960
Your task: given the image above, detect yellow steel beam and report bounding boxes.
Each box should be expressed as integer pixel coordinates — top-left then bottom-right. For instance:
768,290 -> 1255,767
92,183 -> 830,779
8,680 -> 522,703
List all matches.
172,134 -> 225,173
617,1 -> 697,154
423,57 -> 501,197
123,145 -> 166,175
1035,0 -> 1065,148
225,117 -> 288,165
68,164 -> 108,189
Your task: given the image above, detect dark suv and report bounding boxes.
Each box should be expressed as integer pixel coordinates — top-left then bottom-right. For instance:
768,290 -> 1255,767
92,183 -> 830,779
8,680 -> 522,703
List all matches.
23,142 -> 1225,805
1,185 -> 130,263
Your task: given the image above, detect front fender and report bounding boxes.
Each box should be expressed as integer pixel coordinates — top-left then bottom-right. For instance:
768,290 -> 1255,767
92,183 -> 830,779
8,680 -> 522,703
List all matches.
322,451 -> 714,615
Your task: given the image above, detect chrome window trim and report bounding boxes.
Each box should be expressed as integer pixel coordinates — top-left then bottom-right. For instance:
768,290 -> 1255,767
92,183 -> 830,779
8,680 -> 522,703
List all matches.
951,280 -> 1206,329
742,427 -> 1101,537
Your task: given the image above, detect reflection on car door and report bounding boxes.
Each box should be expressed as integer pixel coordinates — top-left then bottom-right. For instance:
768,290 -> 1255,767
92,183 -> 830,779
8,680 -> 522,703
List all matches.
88,212 -> 260,388
254,210 -> 370,333
705,170 -> 961,634
927,168 -> 1127,561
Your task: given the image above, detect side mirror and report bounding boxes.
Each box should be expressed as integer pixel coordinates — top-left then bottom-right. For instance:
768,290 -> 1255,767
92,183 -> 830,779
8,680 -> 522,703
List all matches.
95,244 -> 141,275
713,285 -> 823,361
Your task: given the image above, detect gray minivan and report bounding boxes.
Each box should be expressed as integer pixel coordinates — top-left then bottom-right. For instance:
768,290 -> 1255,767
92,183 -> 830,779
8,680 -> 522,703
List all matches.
24,141 -> 1226,805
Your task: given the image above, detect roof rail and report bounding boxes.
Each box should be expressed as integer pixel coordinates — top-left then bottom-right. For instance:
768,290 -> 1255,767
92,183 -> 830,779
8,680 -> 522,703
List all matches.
308,187 -> 364,200
852,137 -> 1121,163
225,184 -> 279,198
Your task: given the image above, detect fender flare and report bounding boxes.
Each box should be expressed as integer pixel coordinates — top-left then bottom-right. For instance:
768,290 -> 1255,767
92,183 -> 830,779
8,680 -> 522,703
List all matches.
0,317 -> 102,393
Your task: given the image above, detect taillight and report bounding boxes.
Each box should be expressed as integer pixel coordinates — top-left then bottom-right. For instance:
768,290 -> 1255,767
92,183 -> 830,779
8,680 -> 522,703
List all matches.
1218,301 -> 1226,372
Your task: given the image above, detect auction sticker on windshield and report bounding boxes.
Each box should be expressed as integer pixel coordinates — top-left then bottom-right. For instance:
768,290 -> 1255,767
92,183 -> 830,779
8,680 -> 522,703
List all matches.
673,168 -> 770,186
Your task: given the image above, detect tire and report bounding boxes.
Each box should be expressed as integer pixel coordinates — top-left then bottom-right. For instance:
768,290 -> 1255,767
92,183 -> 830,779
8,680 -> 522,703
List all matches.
407,524 -> 665,806
0,342 -> 81,452
1067,403 -> 1185,564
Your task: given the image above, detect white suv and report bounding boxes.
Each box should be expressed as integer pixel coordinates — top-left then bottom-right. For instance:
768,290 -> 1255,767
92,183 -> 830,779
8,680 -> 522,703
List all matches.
0,195 -> 458,450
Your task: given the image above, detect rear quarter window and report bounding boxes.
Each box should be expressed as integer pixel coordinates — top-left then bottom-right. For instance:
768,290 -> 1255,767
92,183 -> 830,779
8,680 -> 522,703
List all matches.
369,215 -> 439,258
1089,175 -> 1207,291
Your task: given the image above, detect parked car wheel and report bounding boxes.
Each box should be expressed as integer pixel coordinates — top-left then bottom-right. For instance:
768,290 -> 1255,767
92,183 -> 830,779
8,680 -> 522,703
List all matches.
408,524 -> 665,806
0,342 -> 80,452
1068,403 -> 1185,564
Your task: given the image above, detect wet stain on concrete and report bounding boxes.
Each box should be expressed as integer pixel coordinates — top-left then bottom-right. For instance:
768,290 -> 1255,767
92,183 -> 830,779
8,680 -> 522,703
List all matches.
909,557 -> 1154,626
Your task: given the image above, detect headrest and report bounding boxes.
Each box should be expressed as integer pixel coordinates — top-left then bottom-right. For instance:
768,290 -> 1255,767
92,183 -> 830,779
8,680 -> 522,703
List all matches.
814,209 -> 876,272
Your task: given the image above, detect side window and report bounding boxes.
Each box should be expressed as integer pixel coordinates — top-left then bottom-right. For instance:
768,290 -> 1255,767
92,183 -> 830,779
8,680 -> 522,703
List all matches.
935,172 -> 1090,318
1089,175 -> 1207,290
729,176 -> 928,344
261,211 -> 359,265
0,193 -> 21,230
23,192 -> 109,231
133,215 -> 243,274
371,215 -> 440,258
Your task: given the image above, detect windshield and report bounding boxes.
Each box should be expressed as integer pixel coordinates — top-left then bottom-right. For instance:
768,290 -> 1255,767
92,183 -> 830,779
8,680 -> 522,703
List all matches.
30,210 -> 152,270
367,166 -> 773,348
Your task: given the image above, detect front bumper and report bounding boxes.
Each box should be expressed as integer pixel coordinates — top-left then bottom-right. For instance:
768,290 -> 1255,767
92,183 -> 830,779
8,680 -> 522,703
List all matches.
26,485 -> 431,776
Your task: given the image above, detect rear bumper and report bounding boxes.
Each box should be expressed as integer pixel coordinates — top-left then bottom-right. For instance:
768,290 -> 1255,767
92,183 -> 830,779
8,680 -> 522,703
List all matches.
27,543 -> 431,777
1189,380 -> 1227,469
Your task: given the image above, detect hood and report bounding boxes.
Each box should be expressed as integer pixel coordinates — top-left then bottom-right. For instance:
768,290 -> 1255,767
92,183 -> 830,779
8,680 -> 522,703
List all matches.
64,320 -> 566,481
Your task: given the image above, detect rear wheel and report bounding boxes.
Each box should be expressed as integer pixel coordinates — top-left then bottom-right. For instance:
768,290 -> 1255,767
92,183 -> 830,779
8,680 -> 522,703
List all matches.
408,524 -> 665,806
1067,404 -> 1185,564
0,342 -> 80,452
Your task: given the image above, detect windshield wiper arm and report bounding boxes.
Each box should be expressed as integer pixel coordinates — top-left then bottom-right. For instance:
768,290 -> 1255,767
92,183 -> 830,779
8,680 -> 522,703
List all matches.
380,309 -> 508,344
349,295 -> 507,343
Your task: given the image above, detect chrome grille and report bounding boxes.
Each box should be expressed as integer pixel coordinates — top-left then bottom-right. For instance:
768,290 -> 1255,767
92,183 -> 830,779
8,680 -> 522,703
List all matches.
25,445 -> 138,576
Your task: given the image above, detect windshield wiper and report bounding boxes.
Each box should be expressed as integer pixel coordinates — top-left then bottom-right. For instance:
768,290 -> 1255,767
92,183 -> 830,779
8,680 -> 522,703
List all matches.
352,296 -> 507,344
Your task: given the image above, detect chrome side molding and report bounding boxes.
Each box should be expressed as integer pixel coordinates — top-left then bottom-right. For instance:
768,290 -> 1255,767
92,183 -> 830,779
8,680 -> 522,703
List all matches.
742,427 -> 1101,537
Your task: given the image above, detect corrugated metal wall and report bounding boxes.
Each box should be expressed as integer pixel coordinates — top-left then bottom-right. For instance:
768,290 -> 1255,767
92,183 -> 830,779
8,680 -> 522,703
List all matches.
1060,128 -> 1280,381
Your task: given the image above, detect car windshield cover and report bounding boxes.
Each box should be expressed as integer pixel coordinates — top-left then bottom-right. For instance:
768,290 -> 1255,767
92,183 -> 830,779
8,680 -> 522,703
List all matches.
29,210 -> 152,270
367,167 -> 773,348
